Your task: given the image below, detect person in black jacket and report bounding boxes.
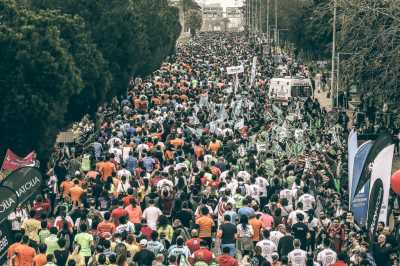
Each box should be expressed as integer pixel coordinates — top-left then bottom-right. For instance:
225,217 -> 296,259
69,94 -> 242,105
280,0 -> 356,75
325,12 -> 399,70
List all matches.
370,234 -> 399,266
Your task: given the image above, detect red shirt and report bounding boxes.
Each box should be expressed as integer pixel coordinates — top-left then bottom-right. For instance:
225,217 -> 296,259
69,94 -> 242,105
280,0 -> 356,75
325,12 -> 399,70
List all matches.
111,207 -> 128,225
190,248 -> 213,264
186,238 -> 201,253
97,221 -> 116,239
332,260 -> 348,266
216,255 -> 239,266
140,226 -> 153,240
123,195 -> 136,207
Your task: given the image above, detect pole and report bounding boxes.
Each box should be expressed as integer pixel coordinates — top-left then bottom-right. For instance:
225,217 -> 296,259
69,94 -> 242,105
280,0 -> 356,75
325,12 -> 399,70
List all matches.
266,0 -> 270,46
274,0 -> 278,47
331,0 -> 337,108
337,54 -> 340,108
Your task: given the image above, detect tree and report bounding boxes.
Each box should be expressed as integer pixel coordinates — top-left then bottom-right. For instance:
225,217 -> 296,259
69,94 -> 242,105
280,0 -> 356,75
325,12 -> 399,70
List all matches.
186,9 -> 203,35
28,0 -> 181,95
0,0 -> 84,159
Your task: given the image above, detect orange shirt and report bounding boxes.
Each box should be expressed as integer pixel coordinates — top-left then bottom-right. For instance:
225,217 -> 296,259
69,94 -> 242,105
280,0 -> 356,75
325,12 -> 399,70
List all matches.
8,242 -> 22,264
170,138 -> 184,148
33,254 -> 47,266
69,185 -> 84,203
209,142 -> 221,154
15,244 -> 35,266
97,221 -> 116,238
194,145 -> 205,159
249,218 -> 263,241
100,161 -> 116,181
196,216 -> 214,238
125,205 -> 142,224
60,181 -> 74,198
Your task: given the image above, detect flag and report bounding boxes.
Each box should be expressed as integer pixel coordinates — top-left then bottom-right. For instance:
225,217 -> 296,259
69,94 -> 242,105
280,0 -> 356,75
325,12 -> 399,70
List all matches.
353,133 -> 392,198
348,129 -> 358,207
250,56 -> 257,87
1,149 -> 34,171
367,144 -> 394,235
350,141 -> 373,225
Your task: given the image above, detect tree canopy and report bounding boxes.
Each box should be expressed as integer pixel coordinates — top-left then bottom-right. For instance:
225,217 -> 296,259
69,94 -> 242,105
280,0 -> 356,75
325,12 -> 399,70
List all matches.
0,0 -> 181,161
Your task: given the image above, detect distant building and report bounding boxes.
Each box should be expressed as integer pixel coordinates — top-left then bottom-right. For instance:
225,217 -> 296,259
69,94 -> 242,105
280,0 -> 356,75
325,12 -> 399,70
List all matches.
201,3 -> 243,32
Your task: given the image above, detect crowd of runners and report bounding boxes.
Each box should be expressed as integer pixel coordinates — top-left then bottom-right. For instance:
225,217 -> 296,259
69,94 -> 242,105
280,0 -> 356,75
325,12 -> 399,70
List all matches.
6,32 -> 400,266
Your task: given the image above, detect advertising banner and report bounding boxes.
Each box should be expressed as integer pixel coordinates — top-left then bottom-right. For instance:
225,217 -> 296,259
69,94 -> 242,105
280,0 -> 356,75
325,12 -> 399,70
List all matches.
1,149 -> 34,171
353,133 -> 392,197
0,187 -> 18,223
1,167 -> 42,204
368,144 -> 394,227
350,141 -> 372,225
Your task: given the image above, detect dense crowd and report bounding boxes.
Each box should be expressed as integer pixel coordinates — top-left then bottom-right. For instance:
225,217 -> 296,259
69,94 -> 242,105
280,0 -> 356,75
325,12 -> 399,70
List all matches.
6,33 -> 400,266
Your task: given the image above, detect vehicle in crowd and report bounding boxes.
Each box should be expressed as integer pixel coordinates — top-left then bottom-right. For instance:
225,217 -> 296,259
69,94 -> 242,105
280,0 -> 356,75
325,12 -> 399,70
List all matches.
268,77 -> 313,103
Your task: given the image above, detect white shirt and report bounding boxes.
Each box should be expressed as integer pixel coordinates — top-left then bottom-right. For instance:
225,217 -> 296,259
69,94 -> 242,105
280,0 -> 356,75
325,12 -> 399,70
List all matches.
109,147 -> 122,164
288,210 -> 308,225
317,248 -> 337,266
255,176 -> 269,197
107,137 -> 122,149
117,169 -> 132,179
288,248 -> 307,266
280,188 -> 294,203
269,230 -> 284,247
256,239 -> 277,261
298,193 -> 315,211
142,206 -> 162,230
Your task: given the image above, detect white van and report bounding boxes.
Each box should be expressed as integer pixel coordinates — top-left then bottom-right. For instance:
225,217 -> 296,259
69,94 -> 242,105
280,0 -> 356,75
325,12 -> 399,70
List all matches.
268,77 -> 313,102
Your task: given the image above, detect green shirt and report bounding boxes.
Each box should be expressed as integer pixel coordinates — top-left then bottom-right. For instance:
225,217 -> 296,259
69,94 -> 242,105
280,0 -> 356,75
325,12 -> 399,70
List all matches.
45,235 -> 59,255
39,229 -> 50,244
74,232 -> 93,257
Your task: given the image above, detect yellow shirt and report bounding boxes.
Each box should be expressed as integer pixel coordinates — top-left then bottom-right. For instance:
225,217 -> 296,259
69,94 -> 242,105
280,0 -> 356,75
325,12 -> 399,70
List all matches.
21,218 -> 41,243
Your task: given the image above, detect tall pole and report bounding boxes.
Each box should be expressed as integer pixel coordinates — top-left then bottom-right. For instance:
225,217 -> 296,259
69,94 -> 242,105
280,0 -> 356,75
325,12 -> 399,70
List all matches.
331,0 -> 337,108
266,0 -> 270,45
274,0 -> 278,47
337,55 -> 340,108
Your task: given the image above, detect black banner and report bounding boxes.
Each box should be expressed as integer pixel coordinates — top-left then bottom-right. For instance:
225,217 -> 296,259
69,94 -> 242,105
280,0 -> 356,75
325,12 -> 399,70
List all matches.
367,179 -> 384,239
0,186 -> 18,223
354,133 -> 392,197
0,221 -> 13,261
1,167 -> 42,204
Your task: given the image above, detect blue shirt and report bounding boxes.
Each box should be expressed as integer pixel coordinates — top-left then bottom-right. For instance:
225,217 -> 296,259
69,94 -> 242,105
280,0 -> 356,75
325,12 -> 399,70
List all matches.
142,156 -> 155,172
126,156 -> 138,172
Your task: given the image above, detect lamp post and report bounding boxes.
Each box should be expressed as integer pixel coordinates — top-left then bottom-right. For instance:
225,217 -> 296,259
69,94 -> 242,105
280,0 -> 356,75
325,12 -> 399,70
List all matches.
331,0 -> 337,108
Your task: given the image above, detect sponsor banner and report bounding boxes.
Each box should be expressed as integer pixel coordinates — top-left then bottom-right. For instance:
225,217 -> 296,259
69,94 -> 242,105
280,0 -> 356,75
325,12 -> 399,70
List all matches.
226,65 -> 244,75
1,149 -> 34,171
367,179 -> 384,239
0,187 -> 18,223
1,167 -> 42,204
368,144 -> 394,225
348,129 -> 358,205
350,141 -> 373,225
354,133 -> 392,197
0,222 -> 12,261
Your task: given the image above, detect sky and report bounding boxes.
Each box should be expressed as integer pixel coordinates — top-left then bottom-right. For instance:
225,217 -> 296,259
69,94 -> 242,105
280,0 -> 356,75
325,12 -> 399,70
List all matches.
196,0 -> 244,7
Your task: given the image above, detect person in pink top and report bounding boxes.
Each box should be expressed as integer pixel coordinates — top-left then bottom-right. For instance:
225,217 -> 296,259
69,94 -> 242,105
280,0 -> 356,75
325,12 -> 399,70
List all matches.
125,199 -> 142,224
258,208 -> 274,230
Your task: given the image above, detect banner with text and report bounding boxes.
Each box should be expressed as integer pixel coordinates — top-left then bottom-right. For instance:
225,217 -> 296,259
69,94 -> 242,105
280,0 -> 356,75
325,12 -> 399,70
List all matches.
1,167 -> 42,204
